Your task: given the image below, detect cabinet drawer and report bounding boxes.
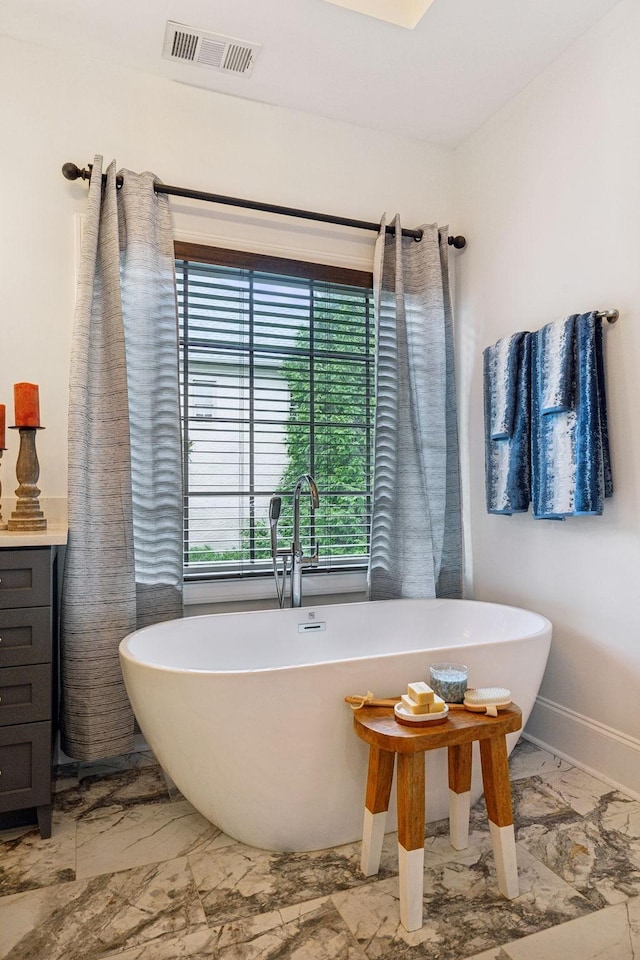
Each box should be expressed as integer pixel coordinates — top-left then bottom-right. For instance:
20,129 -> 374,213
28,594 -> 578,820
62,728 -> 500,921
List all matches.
0,607 -> 51,667
0,549 -> 51,609
0,664 -> 51,726
0,721 -> 51,813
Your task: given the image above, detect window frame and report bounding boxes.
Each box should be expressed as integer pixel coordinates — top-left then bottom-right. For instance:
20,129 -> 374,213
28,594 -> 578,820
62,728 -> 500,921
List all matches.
175,241 -> 375,593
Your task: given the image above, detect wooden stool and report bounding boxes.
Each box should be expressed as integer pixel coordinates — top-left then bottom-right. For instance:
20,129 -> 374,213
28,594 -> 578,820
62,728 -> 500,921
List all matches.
353,703 -> 522,932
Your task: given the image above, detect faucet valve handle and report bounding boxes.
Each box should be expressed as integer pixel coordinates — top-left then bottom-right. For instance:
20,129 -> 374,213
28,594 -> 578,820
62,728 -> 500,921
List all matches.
302,543 -> 320,566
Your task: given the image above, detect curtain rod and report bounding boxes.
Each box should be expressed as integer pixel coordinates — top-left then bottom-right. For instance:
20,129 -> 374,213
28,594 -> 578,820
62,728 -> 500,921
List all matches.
61,161 -> 467,248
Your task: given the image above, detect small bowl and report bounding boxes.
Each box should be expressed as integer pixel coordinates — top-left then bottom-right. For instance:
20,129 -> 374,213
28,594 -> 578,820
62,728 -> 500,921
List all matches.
429,662 -> 468,704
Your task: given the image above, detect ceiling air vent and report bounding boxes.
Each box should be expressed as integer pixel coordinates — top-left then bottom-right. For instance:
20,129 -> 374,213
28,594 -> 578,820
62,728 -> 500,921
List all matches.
162,21 -> 260,77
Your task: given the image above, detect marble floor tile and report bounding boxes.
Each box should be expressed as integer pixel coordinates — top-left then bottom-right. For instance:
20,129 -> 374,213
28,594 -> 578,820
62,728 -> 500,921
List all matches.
423,820 -> 514,872
54,761 -> 80,787
508,740 -> 572,781
464,950 -> 512,960
54,763 -> 171,822
531,765 -> 625,818
596,793 -> 640,836
162,770 -> 186,803
0,824 -> 34,843
628,894 -> 640,949
332,843 -> 593,960
77,750 -> 159,780
517,810 -> 640,909
188,837 -> 396,926
508,776 -> 585,832
0,811 -> 76,896
504,901 -> 635,960
75,799 -> 235,880
54,749 -> 156,785
0,856 -> 207,960
55,759 -> 80,778
4,739 -> 640,960
100,896 -> 368,960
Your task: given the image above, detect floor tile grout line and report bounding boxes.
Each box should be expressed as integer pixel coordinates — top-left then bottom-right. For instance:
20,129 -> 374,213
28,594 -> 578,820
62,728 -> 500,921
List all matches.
185,851 -> 216,932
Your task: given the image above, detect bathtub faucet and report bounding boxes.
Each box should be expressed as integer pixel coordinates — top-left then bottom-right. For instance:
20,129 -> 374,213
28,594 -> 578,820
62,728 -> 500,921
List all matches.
291,474 -> 319,608
269,474 -> 319,608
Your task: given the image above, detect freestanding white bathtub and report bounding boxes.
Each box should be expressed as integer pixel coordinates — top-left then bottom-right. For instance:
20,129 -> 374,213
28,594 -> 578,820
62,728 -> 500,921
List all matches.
119,598 -> 551,852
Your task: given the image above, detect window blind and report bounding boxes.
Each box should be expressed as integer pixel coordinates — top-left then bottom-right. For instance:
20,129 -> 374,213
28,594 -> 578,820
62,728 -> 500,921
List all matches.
177,253 -> 375,579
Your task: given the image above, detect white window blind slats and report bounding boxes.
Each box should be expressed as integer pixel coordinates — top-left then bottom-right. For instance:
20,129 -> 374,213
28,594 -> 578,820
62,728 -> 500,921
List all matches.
178,257 -> 374,578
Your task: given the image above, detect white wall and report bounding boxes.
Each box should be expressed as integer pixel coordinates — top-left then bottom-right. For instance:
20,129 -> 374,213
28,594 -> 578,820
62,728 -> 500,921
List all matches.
0,33 -> 453,504
454,0 -> 640,794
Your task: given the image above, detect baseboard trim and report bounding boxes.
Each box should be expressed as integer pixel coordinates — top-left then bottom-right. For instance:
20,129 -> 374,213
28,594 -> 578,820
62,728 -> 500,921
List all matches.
524,695 -> 640,801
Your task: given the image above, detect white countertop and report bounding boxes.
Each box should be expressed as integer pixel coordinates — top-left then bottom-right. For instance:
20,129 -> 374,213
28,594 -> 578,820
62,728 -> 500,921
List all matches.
0,520 -> 68,547
0,498 -> 68,547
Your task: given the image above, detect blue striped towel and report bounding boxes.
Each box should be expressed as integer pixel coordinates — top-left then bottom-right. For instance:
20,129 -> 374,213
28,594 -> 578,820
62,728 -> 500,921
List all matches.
531,311 -> 613,518
483,331 -> 531,514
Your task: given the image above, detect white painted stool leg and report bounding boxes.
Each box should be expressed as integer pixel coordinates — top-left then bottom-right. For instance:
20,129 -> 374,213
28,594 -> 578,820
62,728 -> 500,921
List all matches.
360,746 -> 394,876
479,735 -> 520,901
396,752 -> 426,932
448,788 -> 471,850
489,821 -> 519,899
398,844 -> 425,932
361,809 -> 387,876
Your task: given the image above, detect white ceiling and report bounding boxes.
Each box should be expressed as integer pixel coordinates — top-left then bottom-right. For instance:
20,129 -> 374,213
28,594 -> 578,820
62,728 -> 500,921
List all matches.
1,0 -> 621,145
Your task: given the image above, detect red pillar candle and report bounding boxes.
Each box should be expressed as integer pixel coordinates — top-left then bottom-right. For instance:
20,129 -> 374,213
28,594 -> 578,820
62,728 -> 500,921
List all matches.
0,403 -> 5,447
14,383 -> 40,428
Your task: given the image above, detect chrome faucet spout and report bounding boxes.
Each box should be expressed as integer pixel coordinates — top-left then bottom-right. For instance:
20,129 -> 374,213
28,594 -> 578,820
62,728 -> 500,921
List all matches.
269,475 -> 320,608
291,474 -> 319,608
293,474 -> 319,545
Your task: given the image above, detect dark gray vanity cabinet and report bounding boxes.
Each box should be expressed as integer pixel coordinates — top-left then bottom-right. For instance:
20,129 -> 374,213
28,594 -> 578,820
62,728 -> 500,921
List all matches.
0,546 -> 58,838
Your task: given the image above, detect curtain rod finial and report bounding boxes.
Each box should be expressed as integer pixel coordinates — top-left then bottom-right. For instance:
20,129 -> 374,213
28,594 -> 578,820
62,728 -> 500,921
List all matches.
62,162 -> 92,182
62,162 -> 80,181
448,235 -> 466,249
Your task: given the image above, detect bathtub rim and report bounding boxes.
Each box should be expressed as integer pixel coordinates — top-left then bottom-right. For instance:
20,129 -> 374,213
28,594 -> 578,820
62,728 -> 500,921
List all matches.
119,597 -> 552,677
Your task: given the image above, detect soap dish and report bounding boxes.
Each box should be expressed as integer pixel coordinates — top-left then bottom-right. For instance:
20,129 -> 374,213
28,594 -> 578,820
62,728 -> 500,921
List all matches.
394,702 -> 449,727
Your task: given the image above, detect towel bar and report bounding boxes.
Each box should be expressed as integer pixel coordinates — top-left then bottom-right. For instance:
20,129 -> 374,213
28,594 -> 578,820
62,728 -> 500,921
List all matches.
597,309 -> 619,323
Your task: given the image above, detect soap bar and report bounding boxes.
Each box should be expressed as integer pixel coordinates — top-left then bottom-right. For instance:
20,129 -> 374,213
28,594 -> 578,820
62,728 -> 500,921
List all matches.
401,693 -> 429,715
407,681 -> 435,705
429,695 -> 446,713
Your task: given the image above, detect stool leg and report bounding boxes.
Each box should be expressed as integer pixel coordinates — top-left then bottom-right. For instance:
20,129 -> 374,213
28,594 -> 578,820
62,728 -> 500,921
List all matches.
479,735 -> 519,900
361,747 -> 394,876
448,742 -> 472,850
397,752 -> 425,932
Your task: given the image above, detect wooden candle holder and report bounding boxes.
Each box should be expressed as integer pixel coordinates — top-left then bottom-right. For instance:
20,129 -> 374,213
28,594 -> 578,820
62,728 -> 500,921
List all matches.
7,427 -> 47,531
0,448 -> 7,530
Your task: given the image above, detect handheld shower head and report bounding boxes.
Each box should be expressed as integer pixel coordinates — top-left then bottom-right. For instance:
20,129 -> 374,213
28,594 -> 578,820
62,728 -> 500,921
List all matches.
269,495 -> 281,525
269,495 -> 282,559
269,494 -> 288,608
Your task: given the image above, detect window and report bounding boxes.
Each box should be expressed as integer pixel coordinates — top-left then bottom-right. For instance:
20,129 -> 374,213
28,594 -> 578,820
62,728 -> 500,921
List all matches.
176,243 -> 375,580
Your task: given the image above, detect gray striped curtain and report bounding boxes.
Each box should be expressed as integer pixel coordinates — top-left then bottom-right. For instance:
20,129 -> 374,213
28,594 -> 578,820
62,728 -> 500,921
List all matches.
61,156 -> 183,760
368,216 -> 462,600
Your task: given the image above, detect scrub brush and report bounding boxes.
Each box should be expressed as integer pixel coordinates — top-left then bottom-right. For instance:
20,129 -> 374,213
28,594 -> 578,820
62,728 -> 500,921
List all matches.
463,687 -> 512,717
